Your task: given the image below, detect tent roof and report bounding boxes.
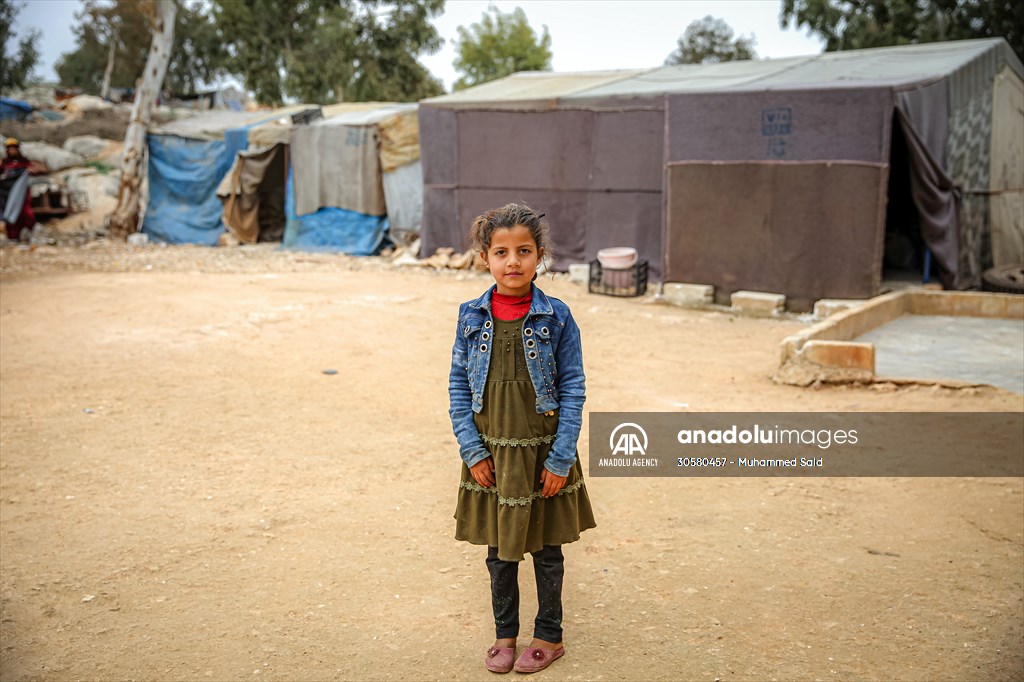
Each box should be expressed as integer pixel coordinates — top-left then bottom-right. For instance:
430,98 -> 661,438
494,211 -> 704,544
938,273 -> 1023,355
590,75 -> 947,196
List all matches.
424,38 -> 1022,109
313,102 -> 417,127
151,106 -> 306,140
247,102 -> 410,146
421,69 -> 648,108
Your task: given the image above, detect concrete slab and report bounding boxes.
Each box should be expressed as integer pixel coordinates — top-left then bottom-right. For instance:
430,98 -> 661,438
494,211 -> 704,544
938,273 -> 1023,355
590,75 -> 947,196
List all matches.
813,298 -> 867,319
568,263 -> 590,284
856,314 -> 1024,394
663,283 -> 713,306
732,290 -> 785,316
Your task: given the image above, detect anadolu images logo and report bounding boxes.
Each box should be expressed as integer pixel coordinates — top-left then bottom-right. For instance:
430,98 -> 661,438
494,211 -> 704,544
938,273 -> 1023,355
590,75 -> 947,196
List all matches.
610,423 -> 648,456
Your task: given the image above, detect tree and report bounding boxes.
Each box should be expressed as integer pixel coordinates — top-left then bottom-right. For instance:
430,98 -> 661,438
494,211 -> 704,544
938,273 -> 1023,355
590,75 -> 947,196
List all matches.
347,0 -> 445,101
109,0 -> 176,240
665,15 -> 757,65
453,5 -> 552,90
56,0 -> 223,96
780,0 -> 1023,64
212,0 -> 444,105
1,0 -> 41,92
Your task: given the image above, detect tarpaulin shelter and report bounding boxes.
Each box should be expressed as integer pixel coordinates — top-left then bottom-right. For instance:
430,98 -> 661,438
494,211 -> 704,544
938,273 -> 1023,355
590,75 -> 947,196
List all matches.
282,103 -> 422,254
419,39 -> 1022,307
214,103 -> 361,245
0,98 -> 32,121
143,107 -> 304,244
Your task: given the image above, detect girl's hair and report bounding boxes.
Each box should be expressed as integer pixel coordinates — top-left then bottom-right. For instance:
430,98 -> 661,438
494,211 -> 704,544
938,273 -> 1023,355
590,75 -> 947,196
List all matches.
469,203 -> 551,255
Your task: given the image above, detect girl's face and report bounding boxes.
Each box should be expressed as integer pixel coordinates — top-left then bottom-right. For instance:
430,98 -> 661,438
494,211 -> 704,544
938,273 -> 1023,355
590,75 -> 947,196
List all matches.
481,225 -> 544,297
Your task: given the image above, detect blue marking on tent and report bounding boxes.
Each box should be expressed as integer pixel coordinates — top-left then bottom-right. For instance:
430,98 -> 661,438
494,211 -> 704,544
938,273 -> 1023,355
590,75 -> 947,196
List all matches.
760,107 -> 792,136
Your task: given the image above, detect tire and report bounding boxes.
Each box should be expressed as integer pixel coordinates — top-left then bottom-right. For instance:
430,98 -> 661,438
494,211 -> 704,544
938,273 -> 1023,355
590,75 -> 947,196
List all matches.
981,264 -> 1024,294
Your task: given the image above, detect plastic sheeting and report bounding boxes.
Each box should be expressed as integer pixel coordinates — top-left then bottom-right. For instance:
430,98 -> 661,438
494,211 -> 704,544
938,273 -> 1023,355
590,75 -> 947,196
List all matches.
0,97 -> 32,121
378,108 -> 420,172
143,111 -> 289,244
282,168 -> 388,254
381,160 -> 422,231
143,134 -> 236,245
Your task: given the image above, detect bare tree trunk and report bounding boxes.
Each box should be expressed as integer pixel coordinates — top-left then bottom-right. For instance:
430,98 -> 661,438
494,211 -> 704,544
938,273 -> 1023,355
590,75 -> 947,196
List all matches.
108,0 -> 176,241
100,41 -> 115,101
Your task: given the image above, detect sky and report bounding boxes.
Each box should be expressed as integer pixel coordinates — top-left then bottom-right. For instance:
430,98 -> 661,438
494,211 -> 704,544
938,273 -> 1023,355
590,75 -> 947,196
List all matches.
13,0 -> 826,92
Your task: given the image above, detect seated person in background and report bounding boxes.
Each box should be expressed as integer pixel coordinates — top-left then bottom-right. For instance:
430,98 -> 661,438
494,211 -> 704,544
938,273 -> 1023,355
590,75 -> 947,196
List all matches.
0,138 -> 36,241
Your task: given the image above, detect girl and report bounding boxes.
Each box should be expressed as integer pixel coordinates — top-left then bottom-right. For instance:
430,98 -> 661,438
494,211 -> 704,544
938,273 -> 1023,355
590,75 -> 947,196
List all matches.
448,203 -> 597,674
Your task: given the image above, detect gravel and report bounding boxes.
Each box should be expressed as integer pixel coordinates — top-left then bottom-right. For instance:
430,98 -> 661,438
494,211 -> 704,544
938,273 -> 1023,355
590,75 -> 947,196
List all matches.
0,240 -> 502,280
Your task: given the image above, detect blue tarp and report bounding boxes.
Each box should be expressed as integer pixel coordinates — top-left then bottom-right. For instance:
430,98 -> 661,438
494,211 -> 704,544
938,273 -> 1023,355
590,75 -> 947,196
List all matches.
282,167 -> 388,254
142,114 -> 278,244
1,97 -> 32,121
142,133 -> 234,245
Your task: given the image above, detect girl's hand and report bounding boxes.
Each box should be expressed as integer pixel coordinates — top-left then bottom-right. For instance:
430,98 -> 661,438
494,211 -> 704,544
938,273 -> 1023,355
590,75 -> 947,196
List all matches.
540,468 -> 567,497
470,457 -> 496,487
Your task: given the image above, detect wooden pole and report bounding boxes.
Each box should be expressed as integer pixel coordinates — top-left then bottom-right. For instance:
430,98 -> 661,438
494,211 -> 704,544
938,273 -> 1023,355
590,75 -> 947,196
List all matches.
108,0 -> 176,241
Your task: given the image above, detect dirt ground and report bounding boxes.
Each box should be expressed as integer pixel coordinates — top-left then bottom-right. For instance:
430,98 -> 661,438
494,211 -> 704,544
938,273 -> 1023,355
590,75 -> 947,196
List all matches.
1,244 -> 1022,681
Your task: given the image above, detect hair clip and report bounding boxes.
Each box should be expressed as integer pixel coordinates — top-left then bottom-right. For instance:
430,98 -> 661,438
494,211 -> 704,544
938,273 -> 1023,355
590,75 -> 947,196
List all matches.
537,213 -> 546,219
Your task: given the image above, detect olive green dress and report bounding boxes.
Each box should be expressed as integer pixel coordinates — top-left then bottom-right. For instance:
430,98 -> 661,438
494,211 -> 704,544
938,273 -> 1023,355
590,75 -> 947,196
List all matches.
454,316 -> 597,562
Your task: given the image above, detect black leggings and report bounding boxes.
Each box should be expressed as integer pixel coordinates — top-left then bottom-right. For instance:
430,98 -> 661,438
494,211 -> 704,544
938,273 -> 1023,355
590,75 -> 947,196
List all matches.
486,544 -> 565,643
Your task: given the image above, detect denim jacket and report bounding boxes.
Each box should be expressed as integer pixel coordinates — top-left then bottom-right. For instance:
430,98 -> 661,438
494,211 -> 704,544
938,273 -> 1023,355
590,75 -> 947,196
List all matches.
448,283 -> 585,477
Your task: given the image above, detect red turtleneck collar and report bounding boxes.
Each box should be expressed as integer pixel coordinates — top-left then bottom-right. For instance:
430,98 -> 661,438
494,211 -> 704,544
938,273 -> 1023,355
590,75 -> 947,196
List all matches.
492,289 -> 532,321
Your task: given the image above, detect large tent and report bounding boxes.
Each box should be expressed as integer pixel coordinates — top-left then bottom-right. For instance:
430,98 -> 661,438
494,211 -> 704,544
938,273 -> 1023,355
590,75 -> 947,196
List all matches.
419,39 -> 1022,307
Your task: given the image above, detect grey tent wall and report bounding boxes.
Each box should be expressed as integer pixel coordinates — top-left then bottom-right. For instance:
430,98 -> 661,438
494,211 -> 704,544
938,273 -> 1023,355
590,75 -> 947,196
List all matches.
663,87 -> 893,306
419,105 -> 665,278
665,161 -> 888,309
420,106 -> 461,255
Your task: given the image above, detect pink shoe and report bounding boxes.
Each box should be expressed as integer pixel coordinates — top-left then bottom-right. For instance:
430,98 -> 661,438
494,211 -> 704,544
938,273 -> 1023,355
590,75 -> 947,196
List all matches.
485,645 -> 516,673
513,646 -> 564,673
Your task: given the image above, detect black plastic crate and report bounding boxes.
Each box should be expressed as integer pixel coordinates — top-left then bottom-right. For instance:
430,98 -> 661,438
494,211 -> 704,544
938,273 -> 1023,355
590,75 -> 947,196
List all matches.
588,259 -> 648,297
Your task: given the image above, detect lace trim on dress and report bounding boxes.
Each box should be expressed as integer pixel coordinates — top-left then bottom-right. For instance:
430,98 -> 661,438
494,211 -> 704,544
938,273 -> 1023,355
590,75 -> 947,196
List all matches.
481,433 -> 556,447
459,478 -> 585,507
